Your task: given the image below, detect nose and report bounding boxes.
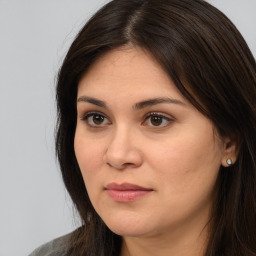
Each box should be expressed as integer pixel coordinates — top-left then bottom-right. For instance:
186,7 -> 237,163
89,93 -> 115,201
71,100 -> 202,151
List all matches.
103,126 -> 143,170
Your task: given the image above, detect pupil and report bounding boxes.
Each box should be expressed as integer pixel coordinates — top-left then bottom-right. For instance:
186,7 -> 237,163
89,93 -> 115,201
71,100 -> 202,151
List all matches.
93,115 -> 104,124
151,116 -> 162,126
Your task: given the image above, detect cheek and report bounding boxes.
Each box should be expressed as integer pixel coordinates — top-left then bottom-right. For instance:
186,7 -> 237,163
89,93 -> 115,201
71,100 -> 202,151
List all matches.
148,135 -> 222,219
147,130 -> 223,192
74,131 -> 104,180
74,133 -> 107,210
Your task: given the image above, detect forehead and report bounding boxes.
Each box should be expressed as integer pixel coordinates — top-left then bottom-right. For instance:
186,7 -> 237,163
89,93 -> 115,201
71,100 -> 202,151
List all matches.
77,46 -> 185,102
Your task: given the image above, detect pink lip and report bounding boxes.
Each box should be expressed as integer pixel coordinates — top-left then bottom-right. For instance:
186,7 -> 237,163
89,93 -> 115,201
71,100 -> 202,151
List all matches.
105,182 -> 153,202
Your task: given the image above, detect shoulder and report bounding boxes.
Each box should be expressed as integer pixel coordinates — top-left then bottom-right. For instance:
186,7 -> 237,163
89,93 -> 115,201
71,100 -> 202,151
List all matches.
28,232 -> 72,256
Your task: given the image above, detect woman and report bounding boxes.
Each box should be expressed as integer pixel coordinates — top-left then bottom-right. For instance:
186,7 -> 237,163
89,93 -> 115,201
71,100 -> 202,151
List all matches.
30,0 -> 256,255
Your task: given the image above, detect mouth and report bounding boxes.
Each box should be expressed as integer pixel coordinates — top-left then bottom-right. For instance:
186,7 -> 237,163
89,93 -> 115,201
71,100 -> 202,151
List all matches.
105,182 -> 154,202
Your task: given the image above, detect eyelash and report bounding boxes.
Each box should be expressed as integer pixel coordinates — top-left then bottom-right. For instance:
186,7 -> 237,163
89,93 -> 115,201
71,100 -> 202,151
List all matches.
80,111 -> 173,128
143,112 -> 173,127
80,111 -> 110,128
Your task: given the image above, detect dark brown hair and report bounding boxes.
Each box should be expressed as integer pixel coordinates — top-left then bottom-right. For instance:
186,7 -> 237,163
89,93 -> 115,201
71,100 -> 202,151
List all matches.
56,0 -> 256,255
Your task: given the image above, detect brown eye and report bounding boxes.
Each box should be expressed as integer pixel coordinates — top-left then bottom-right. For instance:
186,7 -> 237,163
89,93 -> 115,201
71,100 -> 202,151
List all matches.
92,114 -> 105,125
150,116 -> 163,126
81,112 -> 110,127
143,113 -> 173,127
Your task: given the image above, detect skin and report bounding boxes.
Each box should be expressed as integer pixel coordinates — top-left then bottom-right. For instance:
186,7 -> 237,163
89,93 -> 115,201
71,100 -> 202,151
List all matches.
74,46 -> 237,256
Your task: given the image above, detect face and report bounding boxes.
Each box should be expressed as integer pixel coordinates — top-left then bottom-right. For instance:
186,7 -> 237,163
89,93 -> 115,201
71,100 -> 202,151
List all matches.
74,47 -> 228,240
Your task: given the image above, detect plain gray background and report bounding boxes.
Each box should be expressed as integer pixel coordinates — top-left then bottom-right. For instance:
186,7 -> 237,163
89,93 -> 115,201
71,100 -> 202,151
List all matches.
0,1 -> 255,256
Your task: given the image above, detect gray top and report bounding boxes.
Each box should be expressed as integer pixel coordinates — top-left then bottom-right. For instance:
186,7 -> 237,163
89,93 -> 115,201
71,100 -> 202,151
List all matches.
28,233 -> 71,256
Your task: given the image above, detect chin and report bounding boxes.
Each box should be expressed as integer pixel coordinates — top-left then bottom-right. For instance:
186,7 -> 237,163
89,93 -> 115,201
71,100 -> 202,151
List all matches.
103,216 -> 154,237
109,225 -> 150,237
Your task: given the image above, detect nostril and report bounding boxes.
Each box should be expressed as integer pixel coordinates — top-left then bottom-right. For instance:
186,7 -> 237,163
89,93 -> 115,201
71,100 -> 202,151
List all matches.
105,160 -> 133,170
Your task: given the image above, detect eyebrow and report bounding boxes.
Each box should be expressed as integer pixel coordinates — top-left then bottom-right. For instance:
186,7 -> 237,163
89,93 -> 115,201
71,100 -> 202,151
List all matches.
77,96 -> 185,109
133,97 -> 185,110
77,96 -> 107,108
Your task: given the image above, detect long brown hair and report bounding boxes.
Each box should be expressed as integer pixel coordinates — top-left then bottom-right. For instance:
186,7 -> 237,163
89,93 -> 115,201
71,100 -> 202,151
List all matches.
56,0 -> 256,255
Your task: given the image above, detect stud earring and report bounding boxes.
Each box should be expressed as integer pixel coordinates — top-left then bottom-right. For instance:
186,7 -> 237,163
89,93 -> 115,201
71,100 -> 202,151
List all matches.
226,158 -> 232,166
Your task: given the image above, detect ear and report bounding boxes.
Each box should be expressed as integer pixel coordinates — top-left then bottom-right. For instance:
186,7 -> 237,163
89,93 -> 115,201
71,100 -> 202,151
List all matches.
221,135 -> 240,167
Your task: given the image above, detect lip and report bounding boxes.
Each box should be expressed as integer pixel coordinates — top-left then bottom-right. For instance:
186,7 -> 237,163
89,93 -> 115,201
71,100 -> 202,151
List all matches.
105,182 -> 153,202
